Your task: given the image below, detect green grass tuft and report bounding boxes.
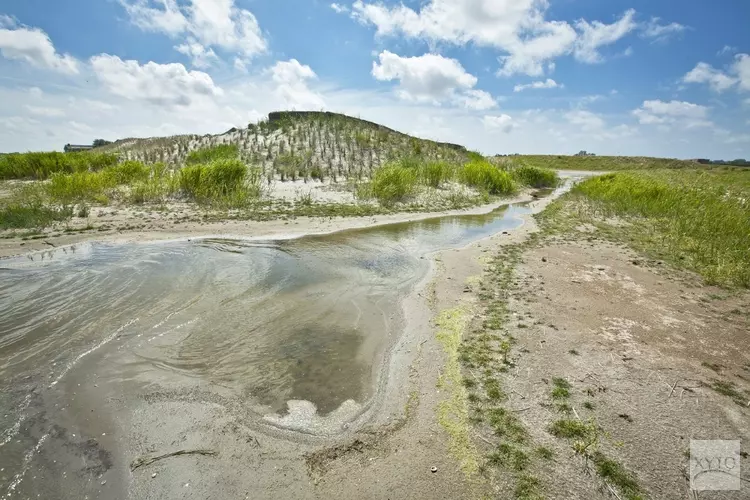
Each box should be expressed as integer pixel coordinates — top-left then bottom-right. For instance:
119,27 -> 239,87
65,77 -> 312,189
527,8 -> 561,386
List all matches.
459,160 -> 517,195
185,144 -> 239,165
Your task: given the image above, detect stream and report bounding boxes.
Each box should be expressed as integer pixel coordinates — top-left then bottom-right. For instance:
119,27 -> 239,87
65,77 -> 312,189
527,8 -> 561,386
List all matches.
0,182 -> 573,498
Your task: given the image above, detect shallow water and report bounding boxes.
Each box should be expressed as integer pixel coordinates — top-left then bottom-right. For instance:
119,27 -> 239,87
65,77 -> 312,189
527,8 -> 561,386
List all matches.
0,191 -> 563,496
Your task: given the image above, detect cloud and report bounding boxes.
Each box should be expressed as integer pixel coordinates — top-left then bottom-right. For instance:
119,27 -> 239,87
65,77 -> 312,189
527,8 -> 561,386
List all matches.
175,39 -> 219,68
455,89 -> 498,110
735,54 -> 750,92
90,54 -> 223,107
641,17 -> 687,42
564,109 -> 605,131
574,9 -> 637,63
24,105 -> 66,117
119,0 -> 188,35
270,59 -> 325,109
120,0 -> 267,65
0,23 -> 79,73
351,1 -> 661,76
372,50 -> 496,109
683,62 -> 737,92
632,99 -> 711,128
372,51 -> 476,101
496,22 -> 577,77
482,114 -> 514,133
513,78 -> 562,92
330,3 -> 349,14
682,54 -> 750,93
718,45 -> 737,56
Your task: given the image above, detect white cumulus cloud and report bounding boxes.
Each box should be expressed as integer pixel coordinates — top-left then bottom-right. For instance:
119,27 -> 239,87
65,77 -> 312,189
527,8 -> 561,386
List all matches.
682,54 -> 750,93
90,54 -> 223,107
372,50 -> 496,109
513,78 -> 562,92
120,0 -> 267,66
270,59 -> 325,110
0,22 -> 79,74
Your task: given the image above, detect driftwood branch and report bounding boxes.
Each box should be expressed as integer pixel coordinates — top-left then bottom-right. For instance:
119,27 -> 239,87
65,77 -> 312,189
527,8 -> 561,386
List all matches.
130,449 -> 218,471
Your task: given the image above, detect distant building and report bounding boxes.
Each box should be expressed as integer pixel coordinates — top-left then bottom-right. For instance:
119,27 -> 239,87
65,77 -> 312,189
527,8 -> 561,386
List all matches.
64,144 -> 93,153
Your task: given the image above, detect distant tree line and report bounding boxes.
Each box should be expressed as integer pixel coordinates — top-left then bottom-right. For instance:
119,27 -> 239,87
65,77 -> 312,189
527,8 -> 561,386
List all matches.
694,158 -> 749,166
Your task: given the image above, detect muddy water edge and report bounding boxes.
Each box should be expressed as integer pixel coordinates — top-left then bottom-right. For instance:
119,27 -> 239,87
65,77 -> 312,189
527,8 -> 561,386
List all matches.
0,180 -> 578,499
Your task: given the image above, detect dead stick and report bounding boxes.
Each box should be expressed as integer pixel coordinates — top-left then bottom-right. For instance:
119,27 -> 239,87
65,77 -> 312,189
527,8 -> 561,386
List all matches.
668,381 -> 678,400
130,449 -> 218,471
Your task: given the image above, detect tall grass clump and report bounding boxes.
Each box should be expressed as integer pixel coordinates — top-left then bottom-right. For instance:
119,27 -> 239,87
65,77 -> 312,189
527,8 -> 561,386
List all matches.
459,160 -> 516,195
370,163 -> 418,206
511,165 -> 559,188
420,161 -> 455,188
0,202 -> 73,229
179,159 -> 260,207
575,170 -> 750,287
47,171 -> 117,204
185,144 -> 239,165
0,152 -> 119,180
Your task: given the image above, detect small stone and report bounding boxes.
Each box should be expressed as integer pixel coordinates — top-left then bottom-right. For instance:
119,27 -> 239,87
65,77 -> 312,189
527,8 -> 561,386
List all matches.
151,473 -> 157,479
431,466 -> 438,473
101,480 -> 106,486
541,257 -> 547,262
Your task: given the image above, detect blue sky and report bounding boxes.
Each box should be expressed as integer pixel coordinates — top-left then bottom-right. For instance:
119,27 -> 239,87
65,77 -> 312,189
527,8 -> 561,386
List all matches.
0,0 -> 748,158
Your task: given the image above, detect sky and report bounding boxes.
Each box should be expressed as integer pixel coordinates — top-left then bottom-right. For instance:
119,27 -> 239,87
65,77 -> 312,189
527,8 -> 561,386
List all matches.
0,0 -> 748,159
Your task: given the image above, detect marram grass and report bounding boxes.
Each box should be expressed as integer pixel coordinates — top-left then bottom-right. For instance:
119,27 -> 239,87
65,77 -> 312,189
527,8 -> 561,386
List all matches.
573,169 -> 750,288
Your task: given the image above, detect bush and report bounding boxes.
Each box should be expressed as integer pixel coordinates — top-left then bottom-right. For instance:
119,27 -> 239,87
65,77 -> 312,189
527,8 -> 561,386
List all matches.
185,144 -> 239,165
370,163 -> 418,205
459,160 -> 516,195
511,165 -> 559,188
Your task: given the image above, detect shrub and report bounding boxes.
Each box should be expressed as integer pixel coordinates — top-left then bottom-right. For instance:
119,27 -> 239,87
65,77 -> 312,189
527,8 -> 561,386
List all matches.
370,163 -> 418,205
512,165 -> 559,188
459,160 -> 516,195
185,144 -> 239,165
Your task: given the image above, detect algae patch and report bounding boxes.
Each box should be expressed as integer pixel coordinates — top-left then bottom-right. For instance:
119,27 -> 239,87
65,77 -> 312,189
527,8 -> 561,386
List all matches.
435,305 -> 480,476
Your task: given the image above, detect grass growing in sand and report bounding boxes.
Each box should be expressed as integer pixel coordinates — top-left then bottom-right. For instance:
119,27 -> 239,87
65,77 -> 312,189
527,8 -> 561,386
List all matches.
0,151 -> 119,180
544,169 -> 750,287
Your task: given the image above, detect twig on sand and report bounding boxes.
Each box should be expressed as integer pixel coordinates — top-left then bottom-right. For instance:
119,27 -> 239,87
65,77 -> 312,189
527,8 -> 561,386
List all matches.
130,449 -> 218,471
667,381 -> 678,400
511,406 -> 531,412
604,480 -> 623,500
